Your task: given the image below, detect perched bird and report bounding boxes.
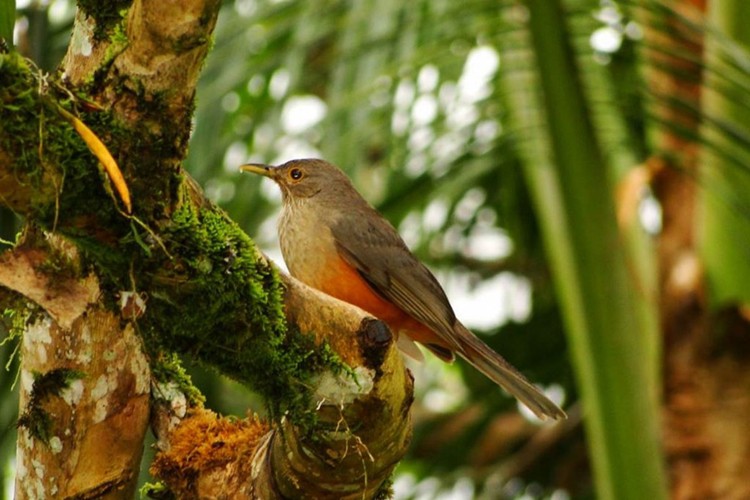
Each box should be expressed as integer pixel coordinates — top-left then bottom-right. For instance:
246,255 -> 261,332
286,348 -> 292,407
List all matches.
241,159 -> 565,420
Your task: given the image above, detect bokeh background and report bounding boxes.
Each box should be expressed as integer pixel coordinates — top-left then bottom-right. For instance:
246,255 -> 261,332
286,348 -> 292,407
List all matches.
3,0 -> 750,498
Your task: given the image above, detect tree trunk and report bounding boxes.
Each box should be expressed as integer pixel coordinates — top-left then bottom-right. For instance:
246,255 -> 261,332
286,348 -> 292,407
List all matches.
7,233 -> 149,498
0,0 -> 412,496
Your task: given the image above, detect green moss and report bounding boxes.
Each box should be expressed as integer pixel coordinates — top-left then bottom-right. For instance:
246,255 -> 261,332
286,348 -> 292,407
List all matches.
141,199 -> 340,423
77,0 -> 132,41
17,368 -> 85,444
0,52 -> 126,233
109,13 -> 129,47
1,301 -> 26,377
0,53 -> 184,291
1,306 -> 26,343
151,352 -> 205,407
0,53 -> 191,256
373,476 -> 394,500
0,53 -> 56,209
140,481 -> 174,500
29,234 -> 82,284
83,13 -> 130,88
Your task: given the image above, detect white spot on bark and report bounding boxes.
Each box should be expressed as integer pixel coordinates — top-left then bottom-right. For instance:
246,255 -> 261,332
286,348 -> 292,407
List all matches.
77,349 -> 92,364
61,379 -> 84,405
313,366 -> 375,407
92,374 -> 117,423
22,428 -> 35,450
24,316 -> 53,364
119,291 -> 147,318
70,15 -> 94,57
91,374 -> 109,399
94,398 -> 109,423
21,369 -> 34,394
49,436 -> 63,454
76,324 -> 93,364
34,480 -> 44,498
26,478 -> 45,500
26,317 -> 52,343
16,450 -> 27,478
171,392 -> 186,418
80,324 -> 91,343
132,358 -> 150,394
31,457 -> 44,479
153,381 -> 187,418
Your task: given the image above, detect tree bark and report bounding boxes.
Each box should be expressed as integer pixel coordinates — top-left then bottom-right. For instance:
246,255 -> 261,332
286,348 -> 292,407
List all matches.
1,0 -> 413,496
6,233 -> 149,499
150,278 -> 412,498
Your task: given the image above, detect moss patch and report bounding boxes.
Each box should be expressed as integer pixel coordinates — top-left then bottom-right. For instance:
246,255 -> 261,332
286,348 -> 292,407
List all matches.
17,368 -> 85,444
0,53 -> 58,214
77,0 -> 132,41
373,477 -> 394,500
141,199 -> 341,423
0,52 -> 129,236
151,352 -> 205,407
140,481 -> 174,500
150,408 -> 270,496
1,303 -> 26,343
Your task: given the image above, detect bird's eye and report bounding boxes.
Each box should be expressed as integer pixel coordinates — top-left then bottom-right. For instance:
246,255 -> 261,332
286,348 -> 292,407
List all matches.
290,168 -> 303,180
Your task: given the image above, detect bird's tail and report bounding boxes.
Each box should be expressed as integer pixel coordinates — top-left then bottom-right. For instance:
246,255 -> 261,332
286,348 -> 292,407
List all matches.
454,322 -> 566,420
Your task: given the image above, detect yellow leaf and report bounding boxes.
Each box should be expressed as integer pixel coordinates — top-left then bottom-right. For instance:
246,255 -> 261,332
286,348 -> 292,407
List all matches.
58,106 -> 132,214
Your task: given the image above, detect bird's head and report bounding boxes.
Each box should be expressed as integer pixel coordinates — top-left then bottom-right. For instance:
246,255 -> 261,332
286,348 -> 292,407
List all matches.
240,158 -> 355,202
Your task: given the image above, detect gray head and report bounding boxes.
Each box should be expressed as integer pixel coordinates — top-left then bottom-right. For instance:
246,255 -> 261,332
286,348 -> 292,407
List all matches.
240,158 -> 361,204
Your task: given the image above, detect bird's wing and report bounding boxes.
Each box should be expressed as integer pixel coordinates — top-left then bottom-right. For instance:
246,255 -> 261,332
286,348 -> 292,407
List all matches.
331,210 -> 459,350
331,210 -> 567,420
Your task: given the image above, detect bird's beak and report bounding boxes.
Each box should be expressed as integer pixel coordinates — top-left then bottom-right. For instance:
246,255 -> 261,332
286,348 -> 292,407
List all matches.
239,163 -> 274,178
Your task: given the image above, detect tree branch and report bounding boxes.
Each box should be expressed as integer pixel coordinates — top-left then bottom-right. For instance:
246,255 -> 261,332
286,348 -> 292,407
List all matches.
3,232 -> 150,498
150,276 -> 412,498
1,0 -> 413,495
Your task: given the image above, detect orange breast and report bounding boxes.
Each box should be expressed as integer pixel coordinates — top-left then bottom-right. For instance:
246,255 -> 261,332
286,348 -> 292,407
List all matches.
314,255 -> 447,348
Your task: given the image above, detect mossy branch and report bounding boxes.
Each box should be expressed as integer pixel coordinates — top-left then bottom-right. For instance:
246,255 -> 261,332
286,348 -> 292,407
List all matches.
0,232 -> 150,498
149,283 -> 412,498
1,0 -> 413,495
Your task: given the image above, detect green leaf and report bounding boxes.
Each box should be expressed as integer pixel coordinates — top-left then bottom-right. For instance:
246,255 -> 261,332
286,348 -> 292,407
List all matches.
0,0 -> 14,48
502,0 -> 667,498
698,0 -> 750,306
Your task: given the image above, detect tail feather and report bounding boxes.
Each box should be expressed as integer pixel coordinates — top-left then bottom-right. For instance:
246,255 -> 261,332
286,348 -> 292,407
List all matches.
454,323 -> 566,420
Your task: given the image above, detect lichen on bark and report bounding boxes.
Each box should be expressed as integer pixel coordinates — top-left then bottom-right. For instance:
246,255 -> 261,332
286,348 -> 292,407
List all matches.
2,0 -> 414,496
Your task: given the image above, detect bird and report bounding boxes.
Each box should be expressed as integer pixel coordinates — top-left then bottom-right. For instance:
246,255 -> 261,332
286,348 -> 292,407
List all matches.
240,158 -> 566,420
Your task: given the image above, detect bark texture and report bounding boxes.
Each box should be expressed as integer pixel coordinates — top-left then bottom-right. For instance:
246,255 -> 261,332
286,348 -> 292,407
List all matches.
6,235 -> 149,499
150,280 -> 412,498
1,0 -> 413,496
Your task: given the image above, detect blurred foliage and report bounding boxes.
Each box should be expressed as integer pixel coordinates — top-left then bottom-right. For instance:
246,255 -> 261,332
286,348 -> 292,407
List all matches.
4,0 -> 750,498
186,3 -> 580,493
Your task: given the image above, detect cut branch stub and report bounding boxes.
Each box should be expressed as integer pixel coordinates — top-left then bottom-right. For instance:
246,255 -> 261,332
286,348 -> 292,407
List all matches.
358,317 -> 393,372
261,348 -> 412,499
151,273 -> 412,499
254,278 -> 411,499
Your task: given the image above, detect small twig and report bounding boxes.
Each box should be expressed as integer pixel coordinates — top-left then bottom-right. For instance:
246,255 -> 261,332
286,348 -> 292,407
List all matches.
129,215 -> 172,258
329,404 -> 374,499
